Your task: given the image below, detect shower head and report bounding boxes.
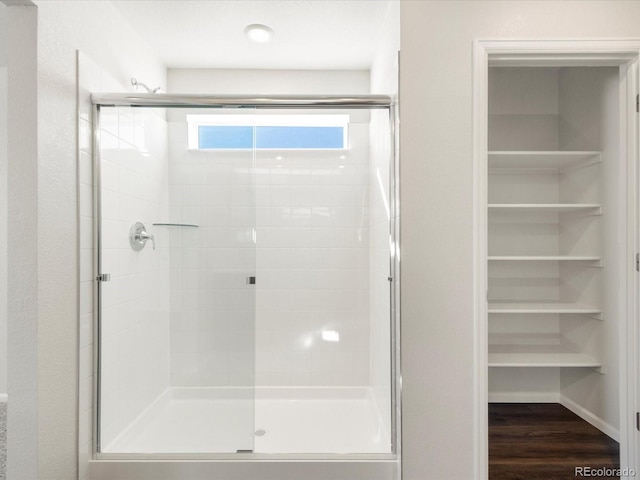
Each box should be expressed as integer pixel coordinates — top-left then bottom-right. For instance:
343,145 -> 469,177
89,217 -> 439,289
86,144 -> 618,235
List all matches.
131,77 -> 164,94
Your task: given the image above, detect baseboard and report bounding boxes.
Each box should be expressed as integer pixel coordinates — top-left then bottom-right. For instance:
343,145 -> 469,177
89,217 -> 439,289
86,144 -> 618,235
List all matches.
489,392 -> 559,403
0,394 -> 7,403
559,394 -> 619,442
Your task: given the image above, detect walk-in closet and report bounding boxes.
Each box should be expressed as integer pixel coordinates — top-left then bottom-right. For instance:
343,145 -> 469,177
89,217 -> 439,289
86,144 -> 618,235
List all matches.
486,64 -> 629,474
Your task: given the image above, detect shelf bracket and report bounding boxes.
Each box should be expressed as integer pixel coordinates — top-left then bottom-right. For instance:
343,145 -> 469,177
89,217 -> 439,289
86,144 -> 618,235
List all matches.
594,365 -> 606,375
585,313 -> 604,321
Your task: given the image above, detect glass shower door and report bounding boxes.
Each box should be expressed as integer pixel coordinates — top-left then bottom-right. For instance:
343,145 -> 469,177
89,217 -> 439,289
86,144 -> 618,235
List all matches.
97,105 -> 257,454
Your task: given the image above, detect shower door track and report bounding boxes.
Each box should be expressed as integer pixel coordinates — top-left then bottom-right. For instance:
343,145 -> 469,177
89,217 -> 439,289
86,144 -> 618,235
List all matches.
91,93 -> 393,109
90,93 -> 400,465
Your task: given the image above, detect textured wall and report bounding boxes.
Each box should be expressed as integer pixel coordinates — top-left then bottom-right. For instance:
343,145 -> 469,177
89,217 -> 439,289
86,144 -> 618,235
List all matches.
6,5 -> 38,480
0,3 -> 8,399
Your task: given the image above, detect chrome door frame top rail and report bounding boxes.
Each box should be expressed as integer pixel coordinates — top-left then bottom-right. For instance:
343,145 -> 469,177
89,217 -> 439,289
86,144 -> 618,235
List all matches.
91,93 -> 393,109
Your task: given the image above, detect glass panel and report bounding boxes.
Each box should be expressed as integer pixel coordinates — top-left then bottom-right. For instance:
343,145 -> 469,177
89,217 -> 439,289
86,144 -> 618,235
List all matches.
251,108 -> 393,454
96,103 -> 394,457
98,106 -> 256,454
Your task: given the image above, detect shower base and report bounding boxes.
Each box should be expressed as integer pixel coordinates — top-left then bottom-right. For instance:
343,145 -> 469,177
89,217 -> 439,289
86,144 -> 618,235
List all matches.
103,386 -> 390,454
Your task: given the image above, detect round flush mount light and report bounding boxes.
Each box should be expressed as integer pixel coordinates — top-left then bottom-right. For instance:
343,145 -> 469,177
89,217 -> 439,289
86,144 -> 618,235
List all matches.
244,24 -> 274,43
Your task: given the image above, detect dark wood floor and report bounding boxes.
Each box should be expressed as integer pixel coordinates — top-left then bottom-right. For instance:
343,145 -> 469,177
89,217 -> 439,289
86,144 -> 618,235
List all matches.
489,403 -> 620,480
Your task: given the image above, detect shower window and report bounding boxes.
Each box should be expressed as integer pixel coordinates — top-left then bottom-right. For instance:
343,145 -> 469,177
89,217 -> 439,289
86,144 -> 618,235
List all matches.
188,114 -> 349,149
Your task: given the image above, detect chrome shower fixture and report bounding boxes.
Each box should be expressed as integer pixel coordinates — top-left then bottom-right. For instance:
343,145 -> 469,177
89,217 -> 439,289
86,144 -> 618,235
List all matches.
131,77 -> 164,94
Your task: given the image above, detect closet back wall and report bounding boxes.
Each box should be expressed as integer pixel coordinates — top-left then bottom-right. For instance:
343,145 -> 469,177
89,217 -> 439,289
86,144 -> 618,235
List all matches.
488,68 -> 563,399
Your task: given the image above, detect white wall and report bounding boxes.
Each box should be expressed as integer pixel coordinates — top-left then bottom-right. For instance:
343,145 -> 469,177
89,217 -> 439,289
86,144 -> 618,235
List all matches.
0,2 -> 8,400
168,69 -> 369,96
400,2 -> 640,479
5,4 -> 38,479
559,67 -> 620,437
33,1 -> 166,478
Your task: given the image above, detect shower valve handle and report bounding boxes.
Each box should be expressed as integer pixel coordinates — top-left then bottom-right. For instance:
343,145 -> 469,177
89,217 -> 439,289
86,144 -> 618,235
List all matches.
129,222 -> 156,251
138,230 -> 155,250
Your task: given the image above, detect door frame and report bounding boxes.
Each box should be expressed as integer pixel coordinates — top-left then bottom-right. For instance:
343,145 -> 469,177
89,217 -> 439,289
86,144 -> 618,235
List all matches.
90,97 -> 400,474
472,39 -> 640,479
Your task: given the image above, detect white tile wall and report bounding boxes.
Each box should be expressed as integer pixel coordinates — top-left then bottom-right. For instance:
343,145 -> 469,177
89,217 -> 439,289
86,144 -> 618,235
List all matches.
167,126 -> 256,388
255,122 -> 371,387
98,106 -> 171,449
167,115 -> 372,388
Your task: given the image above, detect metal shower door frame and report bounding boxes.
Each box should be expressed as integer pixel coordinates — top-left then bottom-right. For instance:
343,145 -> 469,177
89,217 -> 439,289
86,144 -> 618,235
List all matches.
90,93 -> 400,462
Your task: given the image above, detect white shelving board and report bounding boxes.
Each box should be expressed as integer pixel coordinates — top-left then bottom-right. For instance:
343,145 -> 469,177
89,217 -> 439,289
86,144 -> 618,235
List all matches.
488,255 -> 602,262
488,301 -> 602,315
488,344 -> 602,368
488,204 -> 601,213
488,151 -> 601,170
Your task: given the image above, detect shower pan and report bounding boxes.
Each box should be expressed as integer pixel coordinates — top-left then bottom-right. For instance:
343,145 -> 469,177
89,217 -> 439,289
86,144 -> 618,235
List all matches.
89,93 -> 399,479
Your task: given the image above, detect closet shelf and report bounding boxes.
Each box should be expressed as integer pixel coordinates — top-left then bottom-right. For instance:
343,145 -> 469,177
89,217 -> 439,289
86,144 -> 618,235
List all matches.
488,151 -> 601,171
488,344 -> 601,369
488,203 -> 601,214
488,255 -> 602,263
488,301 -> 602,316
489,352 -> 602,369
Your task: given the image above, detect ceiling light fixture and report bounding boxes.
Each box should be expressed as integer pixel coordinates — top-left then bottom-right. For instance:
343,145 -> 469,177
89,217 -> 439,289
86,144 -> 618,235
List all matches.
244,24 -> 274,43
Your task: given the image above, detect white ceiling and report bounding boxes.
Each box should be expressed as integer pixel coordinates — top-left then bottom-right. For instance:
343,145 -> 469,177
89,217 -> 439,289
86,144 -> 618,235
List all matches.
112,0 -> 393,70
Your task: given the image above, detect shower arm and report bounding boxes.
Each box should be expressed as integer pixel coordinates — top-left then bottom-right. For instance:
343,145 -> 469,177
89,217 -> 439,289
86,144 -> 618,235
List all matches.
131,77 -> 163,94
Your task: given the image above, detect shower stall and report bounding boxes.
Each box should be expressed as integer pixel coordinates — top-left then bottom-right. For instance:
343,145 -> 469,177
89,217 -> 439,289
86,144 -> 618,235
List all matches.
90,93 -> 399,474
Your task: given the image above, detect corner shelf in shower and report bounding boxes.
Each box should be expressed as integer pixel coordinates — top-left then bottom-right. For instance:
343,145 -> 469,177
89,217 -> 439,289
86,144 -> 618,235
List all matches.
152,223 -> 199,228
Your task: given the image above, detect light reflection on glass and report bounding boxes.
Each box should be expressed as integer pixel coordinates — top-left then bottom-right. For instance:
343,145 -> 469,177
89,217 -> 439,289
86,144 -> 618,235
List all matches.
376,167 -> 390,220
321,330 -> 340,343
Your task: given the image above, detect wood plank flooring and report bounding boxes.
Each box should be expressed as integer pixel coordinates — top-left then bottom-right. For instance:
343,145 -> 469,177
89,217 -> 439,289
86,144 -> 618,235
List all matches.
489,403 -> 620,480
